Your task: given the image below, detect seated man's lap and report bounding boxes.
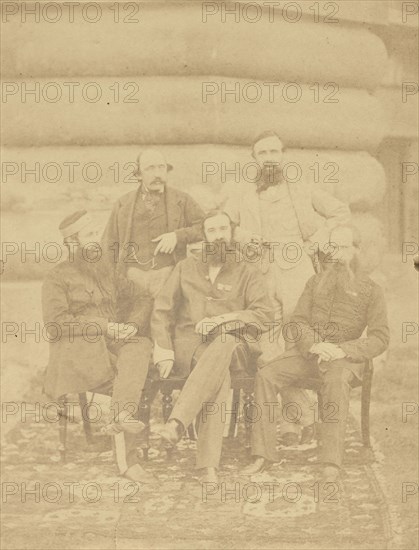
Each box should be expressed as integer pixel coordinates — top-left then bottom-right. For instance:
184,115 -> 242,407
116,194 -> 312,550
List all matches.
258,353 -> 314,385
172,333 -> 254,379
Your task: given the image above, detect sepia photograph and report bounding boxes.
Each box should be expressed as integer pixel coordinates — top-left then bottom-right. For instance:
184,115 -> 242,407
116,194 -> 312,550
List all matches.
0,1 -> 418,549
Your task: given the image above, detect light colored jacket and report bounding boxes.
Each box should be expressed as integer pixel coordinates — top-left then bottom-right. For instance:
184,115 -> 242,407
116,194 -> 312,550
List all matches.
225,180 -> 351,253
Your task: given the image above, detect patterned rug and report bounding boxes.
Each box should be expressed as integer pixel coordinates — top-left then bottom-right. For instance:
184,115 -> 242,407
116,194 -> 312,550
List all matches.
1,403 -> 392,550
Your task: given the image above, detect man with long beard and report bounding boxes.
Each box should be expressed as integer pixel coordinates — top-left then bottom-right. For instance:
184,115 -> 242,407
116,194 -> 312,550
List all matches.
225,130 -> 351,446
241,225 -> 389,481
150,210 -> 273,483
42,210 -> 155,482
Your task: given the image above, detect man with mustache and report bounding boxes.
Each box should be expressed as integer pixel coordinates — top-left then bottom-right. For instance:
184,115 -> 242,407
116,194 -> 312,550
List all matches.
241,225 -> 389,481
101,149 -> 205,344
151,210 -> 273,483
225,130 -> 351,446
42,210 -> 156,482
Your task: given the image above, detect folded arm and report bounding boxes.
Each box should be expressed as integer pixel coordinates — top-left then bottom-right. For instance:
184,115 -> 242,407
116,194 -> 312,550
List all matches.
205,268 -> 274,338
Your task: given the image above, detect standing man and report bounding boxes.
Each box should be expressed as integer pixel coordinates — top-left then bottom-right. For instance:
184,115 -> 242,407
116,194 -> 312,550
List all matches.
101,149 -> 205,334
242,225 -> 389,480
151,210 -> 273,483
43,210 -> 154,483
225,130 -> 351,444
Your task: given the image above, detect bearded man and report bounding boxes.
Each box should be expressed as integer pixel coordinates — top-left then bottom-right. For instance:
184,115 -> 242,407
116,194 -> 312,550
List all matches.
101,149 -> 205,337
42,210 -> 155,483
225,130 -> 351,445
151,210 -> 273,483
241,225 -> 390,481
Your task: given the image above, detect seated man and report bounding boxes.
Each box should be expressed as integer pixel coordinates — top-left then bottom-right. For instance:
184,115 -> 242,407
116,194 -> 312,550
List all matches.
242,224 -> 390,481
151,210 -> 273,483
42,210 -> 154,483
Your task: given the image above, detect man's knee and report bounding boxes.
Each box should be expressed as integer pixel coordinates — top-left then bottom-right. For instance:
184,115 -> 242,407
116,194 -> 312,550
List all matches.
209,333 -> 243,357
322,366 -> 353,388
119,337 -> 152,365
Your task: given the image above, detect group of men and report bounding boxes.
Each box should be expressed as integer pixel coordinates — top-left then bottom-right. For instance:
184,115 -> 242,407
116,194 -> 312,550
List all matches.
42,131 -> 389,485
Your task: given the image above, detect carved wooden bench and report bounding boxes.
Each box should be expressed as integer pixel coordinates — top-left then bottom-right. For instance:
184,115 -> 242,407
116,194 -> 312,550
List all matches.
57,359 -> 374,461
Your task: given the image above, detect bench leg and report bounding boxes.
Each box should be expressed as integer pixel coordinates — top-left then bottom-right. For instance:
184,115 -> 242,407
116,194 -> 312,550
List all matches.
161,389 -> 175,458
78,393 -> 94,446
161,389 -> 174,423
361,363 -> 374,448
139,390 -> 152,460
243,391 -> 254,454
228,389 -> 241,438
58,399 -> 68,462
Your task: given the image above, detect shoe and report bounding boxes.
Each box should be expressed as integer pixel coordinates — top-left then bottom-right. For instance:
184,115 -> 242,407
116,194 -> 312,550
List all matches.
123,463 -> 158,484
200,467 -> 219,484
279,432 -> 299,447
102,418 -> 145,436
240,457 -> 271,476
300,424 -> 315,445
153,419 -> 183,446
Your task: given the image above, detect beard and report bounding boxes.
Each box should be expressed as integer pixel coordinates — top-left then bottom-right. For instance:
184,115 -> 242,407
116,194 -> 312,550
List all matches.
318,257 -> 360,294
205,239 -> 236,265
73,245 -> 104,282
256,163 -> 283,193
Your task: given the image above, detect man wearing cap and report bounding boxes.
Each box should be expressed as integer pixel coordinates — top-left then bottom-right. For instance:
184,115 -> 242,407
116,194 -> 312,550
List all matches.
225,131 -> 351,446
101,149 -> 205,339
42,210 -> 155,483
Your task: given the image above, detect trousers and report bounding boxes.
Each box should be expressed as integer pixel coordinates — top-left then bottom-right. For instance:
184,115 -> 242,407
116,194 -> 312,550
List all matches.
170,334 -> 249,469
251,354 -> 361,467
107,337 -> 152,473
257,255 -> 317,435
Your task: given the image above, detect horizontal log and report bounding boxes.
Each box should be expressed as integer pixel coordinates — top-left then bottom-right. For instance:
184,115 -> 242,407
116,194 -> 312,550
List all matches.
1,145 -> 386,211
1,77 -> 387,150
1,2 -> 387,88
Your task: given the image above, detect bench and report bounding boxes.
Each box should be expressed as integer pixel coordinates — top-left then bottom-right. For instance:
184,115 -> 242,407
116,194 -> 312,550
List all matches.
57,359 -> 374,462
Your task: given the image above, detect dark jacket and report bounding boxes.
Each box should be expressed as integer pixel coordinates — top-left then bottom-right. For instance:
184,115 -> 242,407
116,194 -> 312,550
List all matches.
42,261 -> 145,399
285,267 -> 390,363
151,253 -> 274,375
101,186 -> 205,275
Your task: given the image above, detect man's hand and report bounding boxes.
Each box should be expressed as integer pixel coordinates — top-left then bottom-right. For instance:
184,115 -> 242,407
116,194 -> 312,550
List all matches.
157,359 -> 174,379
152,232 -> 177,255
310,342 -> 346,363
